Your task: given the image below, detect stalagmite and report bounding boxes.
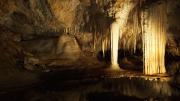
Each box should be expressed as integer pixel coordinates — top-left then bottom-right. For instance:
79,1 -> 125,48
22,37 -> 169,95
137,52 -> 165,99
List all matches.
142,3 -> 167,75
111,0 -> 135,69
110,0 -> 137,69
111,20 -> 120,68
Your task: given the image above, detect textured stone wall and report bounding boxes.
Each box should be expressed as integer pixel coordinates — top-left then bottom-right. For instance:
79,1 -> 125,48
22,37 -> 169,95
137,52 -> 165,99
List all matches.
0,0 -> 179,70
166,0 -> 180,56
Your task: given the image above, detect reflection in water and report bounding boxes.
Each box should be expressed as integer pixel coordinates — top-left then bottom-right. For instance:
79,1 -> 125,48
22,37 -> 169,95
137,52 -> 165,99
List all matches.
40,77 -> 179,101
0,71 -> 180,101
1,58 -> 179,101
102,78 -> 172,98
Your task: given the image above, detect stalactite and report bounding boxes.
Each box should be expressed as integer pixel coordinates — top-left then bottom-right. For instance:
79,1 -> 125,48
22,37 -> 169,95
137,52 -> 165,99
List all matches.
102,37 -> 109,58
119,3 -> 141,54
132,7 -> 139,53
93,28 -> 97,51
142,2 -> 167,75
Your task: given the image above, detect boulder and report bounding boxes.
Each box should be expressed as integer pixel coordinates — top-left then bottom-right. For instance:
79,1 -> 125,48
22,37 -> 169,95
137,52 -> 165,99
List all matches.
56,34 -> 81,60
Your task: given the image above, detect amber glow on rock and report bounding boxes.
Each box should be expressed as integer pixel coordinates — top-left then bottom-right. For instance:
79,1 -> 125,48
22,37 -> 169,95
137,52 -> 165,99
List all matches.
142,3 -> 167,75
110,1 -> 136,69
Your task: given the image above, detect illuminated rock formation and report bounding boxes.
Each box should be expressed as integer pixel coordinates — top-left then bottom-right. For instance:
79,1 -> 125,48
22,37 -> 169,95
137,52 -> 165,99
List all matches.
142,3 -> 167,74
110,0 -> 137,69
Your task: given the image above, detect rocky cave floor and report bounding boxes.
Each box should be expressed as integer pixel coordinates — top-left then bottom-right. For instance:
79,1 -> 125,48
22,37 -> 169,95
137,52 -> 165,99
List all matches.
0,52 -> 180,101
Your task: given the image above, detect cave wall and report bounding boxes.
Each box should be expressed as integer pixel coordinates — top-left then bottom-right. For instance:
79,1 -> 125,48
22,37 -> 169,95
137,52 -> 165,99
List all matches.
0,0 -> 179,70
0,0 -> 113,58
167,0 -> 180,56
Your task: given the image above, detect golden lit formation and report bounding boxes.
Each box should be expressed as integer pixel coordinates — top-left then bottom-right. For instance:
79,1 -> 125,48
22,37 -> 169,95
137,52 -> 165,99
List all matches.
110,0 -> 136,69
110,1 -> 167,74
142,3 -> 167,74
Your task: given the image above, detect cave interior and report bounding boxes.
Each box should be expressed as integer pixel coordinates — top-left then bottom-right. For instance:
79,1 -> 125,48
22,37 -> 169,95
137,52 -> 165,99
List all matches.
0,0 -> 180,101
